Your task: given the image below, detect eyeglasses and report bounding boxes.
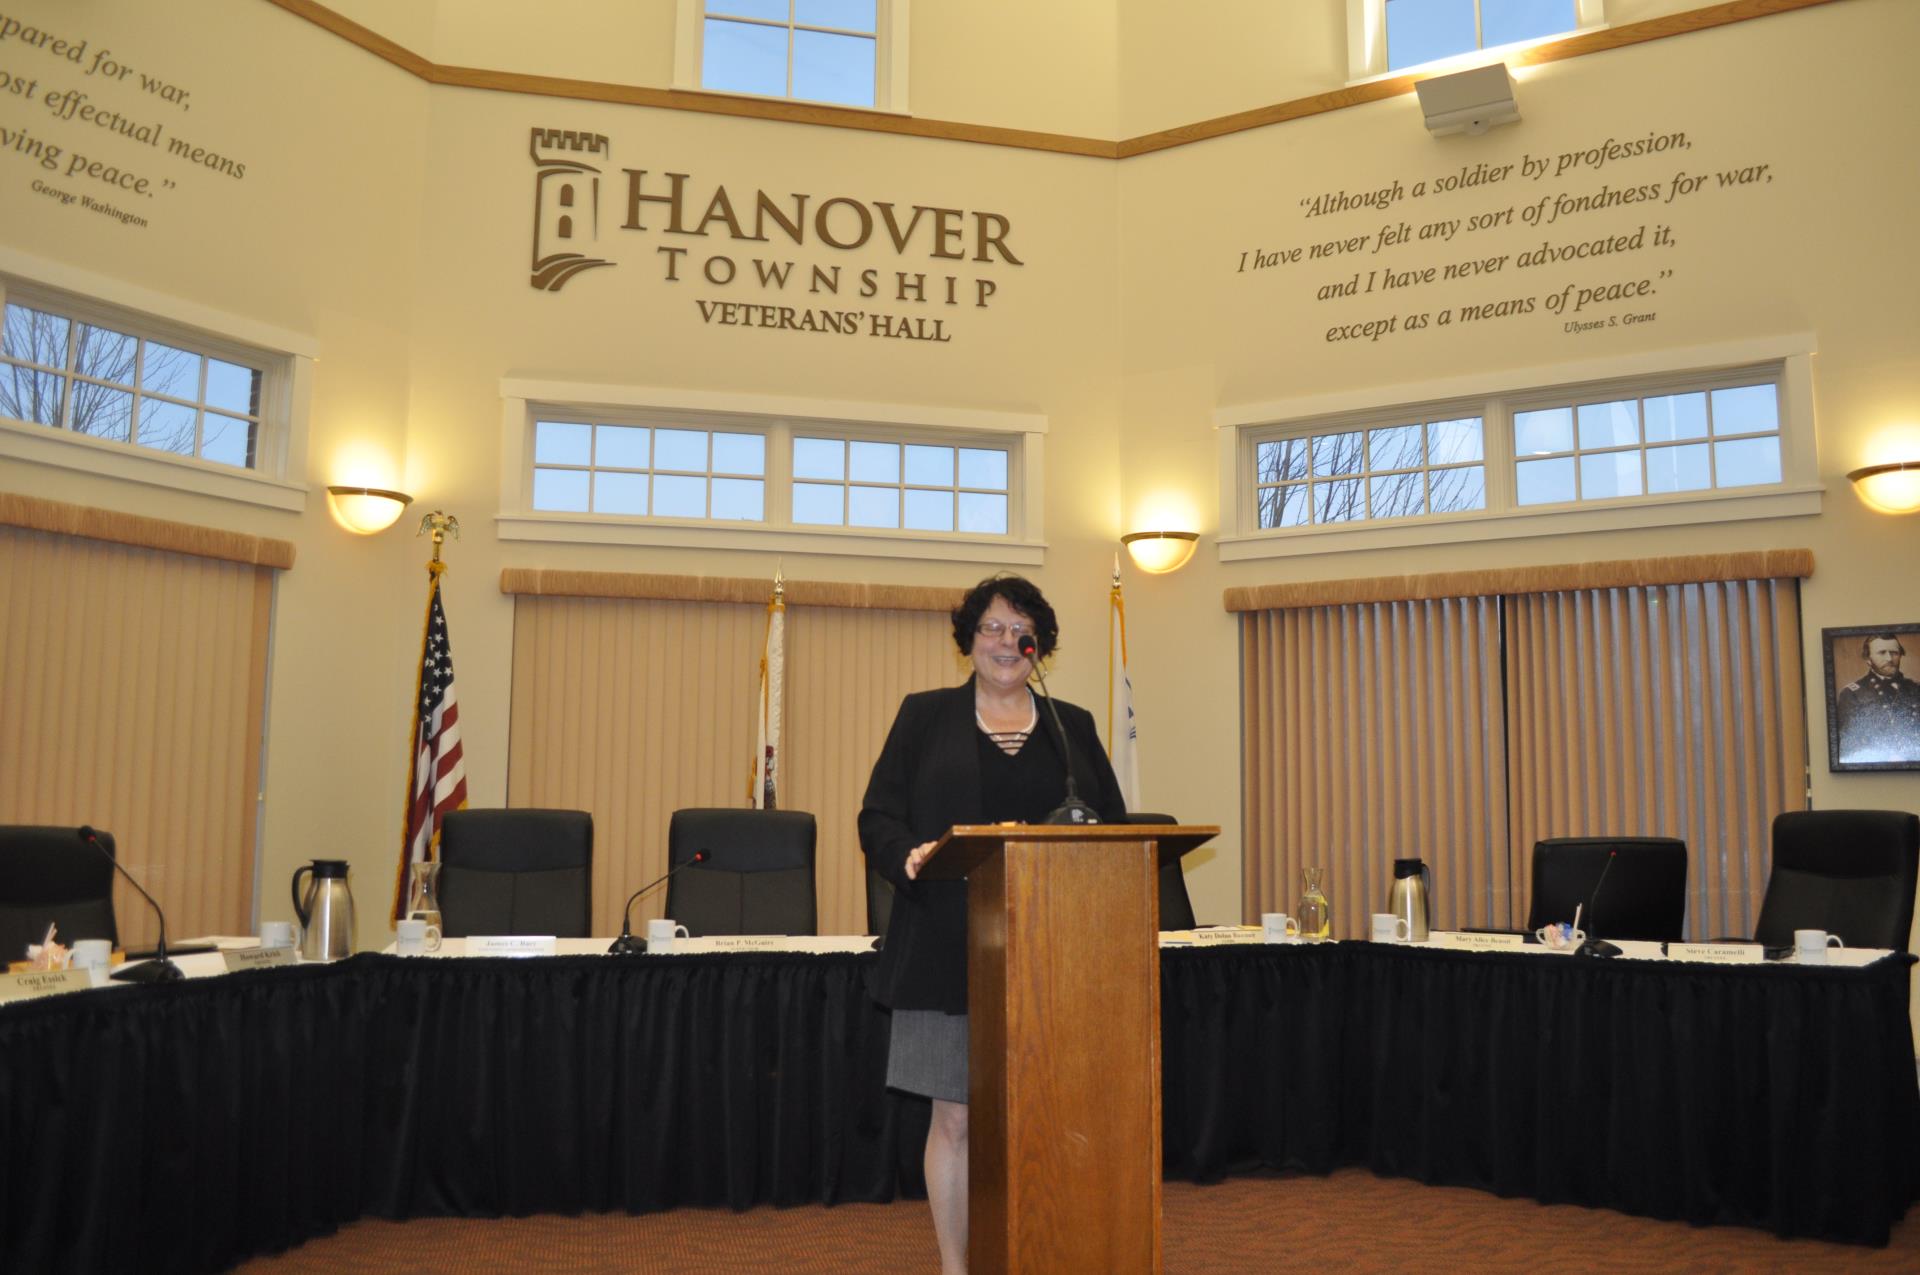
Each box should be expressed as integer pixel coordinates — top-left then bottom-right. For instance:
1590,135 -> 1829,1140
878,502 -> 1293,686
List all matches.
976,620 -> 1034,640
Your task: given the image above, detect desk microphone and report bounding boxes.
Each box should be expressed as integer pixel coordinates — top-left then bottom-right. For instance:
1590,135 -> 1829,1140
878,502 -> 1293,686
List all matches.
608,850 -> 709,955
77,826 -> 184,984
1576,849 -> 1623,959
1018,632 -> 1101,826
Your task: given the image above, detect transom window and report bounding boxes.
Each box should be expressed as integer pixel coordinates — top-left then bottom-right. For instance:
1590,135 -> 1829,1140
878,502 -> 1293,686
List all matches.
688,1 -> 905,110
533,419 -> 767,520
1256,413 -> 1485,528
793,436 -> 1009,534
2,297 -> 266,469
1237,361 -> 1794,542
526,406 -> 1017,540
1512,382 -> 1780,506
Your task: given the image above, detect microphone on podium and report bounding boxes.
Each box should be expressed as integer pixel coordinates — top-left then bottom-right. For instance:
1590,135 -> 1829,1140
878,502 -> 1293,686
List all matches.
608,850 -> 709,955
77,826 -> 185,984
1017,632 -> 1102,826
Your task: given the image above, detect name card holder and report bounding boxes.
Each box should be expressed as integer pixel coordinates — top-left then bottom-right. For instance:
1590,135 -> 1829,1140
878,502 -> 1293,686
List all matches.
467,935 -> 559,958
222,946 -> 299,972
1667,942 -> 1764,964
0,969 -> 93,1002
1430,930 -> 1527,951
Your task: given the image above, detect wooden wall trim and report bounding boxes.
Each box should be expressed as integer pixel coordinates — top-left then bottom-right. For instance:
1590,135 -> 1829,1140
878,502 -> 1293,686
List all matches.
0,493 -> 297,570
1221,549 -> 1815,612
264,0 -> 1845,160
500,567 -> 963,612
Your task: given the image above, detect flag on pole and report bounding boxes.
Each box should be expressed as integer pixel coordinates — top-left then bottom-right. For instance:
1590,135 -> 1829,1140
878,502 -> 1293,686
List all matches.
750,571 -> 786,808
394,558 -> 468,920
1108,559 -> 1141,810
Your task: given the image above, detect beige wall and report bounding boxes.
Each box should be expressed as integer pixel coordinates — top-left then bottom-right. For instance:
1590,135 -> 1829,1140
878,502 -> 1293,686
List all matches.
0,0 -> 1913,961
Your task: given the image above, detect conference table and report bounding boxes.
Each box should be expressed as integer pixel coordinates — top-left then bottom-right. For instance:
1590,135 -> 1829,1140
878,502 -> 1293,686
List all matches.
1,938 -> 1914,1273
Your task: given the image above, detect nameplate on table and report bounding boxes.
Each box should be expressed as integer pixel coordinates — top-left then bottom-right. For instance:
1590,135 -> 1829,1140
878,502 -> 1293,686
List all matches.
684,934 -> 789,953
222,946 -> 298,972
1159,926 -> 1264,947
1430,930 -> 1527,951
0,969 -> 92,1002
467,936 -> 558,958
1667,942 -> 1764,964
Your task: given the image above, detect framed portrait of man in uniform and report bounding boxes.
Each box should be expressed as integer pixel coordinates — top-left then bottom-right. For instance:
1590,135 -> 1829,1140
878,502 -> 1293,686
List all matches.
1823,623 -> 1920,771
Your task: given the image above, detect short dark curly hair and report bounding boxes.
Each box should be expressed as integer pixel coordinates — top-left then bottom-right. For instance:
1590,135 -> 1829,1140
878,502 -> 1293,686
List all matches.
951,574 -> 1059,658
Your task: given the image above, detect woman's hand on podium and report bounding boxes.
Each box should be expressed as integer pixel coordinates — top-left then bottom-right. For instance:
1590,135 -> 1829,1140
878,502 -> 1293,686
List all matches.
904,841 -> 936,880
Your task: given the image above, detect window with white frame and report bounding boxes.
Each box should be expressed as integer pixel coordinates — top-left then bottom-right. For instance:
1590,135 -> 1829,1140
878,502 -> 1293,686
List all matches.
525,405 -> 1019,540
678,1 -> 908,112
1,288 -> 273,470
1348,0 -> 1604,80
1228,356 -> 1811,557
1510,377 -> 1781,506
1255,410 -> 1486,528
792,435 -> 1009,534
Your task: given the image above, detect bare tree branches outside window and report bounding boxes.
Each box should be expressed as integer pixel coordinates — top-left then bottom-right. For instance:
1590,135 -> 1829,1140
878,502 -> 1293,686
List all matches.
0,302 -> 260,469
1256,416 -> 1486,529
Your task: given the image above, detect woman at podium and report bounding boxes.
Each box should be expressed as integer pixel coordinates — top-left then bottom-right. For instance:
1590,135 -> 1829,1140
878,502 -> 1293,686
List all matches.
859,573 -> 1127,1274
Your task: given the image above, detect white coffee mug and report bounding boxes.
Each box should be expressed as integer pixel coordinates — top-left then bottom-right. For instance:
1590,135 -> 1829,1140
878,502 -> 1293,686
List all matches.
1262,912 -> 1301,943
1795,929 -> 1843,963
1370,912 -> 1411,943
260,920 -> 298,950
71,938 -> 111,969
647,918 -> 691,952
396,917 -> 442,955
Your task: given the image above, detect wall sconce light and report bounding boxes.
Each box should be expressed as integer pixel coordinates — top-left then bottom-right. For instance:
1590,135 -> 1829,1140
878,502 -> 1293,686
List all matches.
1416,63 -> 1520,137
326,485 -> 414,534
1121,530 -> 1200,574
1848,462 -> 1920,515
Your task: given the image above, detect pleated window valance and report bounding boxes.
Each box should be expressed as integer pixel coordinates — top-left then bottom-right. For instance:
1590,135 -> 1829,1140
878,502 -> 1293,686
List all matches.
0,492 -> 296,570
1221,549 -> 1813,613
499,567 -> 962,613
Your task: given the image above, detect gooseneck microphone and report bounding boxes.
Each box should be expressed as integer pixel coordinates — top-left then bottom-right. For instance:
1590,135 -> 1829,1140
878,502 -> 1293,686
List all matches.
77,826 -> 184,984
1017,633 -> 1102,826
1576,849 -> 1623,959
608,850 -> 710,955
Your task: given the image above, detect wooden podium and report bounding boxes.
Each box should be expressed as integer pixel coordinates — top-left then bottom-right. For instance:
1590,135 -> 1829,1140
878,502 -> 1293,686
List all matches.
922,822 -> 1216,1275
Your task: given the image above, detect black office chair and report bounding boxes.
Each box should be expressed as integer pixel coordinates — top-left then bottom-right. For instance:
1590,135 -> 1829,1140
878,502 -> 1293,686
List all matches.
865,865 -> 893,938
437,809 -> 593,938
665,809 -> 817,937
1128,812 -> 1197,931
1525,836 -> 1688,942
0,825 -> 120,961
1752,810 -> 1920,950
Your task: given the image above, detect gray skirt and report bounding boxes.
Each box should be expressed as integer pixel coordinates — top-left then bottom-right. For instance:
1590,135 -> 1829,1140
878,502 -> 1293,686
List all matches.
886,1009 -> 969,1104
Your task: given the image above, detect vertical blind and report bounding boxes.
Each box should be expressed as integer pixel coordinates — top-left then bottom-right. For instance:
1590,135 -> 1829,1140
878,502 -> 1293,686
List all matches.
1241,597 -> 1509,938
1506,579 -> 1806,939
0,526 -> 274,949
507,595 -> 763,938
1239,561 -> 1809,943
506,590 -> 957,936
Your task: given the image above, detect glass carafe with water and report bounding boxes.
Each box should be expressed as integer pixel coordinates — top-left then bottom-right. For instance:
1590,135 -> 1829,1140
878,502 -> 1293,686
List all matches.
406,860 -> 443,934
1296,866 -> 1332,940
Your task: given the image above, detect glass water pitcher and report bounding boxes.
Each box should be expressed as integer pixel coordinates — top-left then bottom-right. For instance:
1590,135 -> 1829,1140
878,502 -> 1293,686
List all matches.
406,860 -> 443,934
1296,866 -> 1332,940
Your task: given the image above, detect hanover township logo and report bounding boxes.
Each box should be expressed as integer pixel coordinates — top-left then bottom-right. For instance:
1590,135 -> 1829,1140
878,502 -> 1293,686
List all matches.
529,128 -> 614,291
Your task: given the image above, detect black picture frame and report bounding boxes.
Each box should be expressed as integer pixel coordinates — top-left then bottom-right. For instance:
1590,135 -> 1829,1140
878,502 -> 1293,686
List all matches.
1822,623 -> 1920,772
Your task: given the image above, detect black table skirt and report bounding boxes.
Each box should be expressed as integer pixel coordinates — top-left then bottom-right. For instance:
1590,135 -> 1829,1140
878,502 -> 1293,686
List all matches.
1161,943 -> 1920,1246
3,944 -> 1915,1274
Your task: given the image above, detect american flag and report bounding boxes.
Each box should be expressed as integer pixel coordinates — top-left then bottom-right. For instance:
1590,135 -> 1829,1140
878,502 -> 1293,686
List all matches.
395,563 -> 467,919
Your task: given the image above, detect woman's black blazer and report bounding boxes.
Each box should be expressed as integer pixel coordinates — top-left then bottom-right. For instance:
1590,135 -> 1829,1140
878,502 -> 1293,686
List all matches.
858,677 -> 1126,1013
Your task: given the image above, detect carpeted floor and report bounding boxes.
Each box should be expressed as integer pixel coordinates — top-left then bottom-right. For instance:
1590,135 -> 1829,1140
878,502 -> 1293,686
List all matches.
231,1168 -> 1920,1274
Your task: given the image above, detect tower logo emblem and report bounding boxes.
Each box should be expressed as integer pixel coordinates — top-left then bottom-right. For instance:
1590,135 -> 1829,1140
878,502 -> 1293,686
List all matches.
529,128 -> 614,291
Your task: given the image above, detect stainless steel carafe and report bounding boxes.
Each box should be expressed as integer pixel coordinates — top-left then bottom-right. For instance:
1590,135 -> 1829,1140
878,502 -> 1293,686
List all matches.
1388,857 -> 1431,942
291,859 -> 356,962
